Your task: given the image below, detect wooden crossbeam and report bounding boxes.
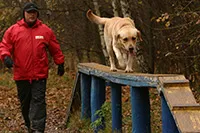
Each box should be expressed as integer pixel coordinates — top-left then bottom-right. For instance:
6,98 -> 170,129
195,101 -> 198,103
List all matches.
172,104 -> 200,111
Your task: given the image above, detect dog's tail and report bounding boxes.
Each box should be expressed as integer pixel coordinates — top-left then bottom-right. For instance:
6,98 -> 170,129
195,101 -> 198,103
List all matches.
86,9 -> 109,25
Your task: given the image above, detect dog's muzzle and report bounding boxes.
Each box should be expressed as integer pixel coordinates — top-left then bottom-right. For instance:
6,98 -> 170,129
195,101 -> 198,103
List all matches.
129,47 -> 136,56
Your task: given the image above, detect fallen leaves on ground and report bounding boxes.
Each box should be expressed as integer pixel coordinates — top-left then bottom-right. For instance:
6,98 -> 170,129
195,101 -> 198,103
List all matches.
0,71 -> 74,133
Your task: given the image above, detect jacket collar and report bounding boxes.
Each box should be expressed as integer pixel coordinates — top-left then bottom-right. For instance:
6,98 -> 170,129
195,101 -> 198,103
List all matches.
17,18 -> 42,28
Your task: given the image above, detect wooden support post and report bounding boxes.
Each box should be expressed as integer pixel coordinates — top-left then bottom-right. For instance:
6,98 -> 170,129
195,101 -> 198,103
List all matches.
91,76 -> 106,132
161,94 -> 179,133
66,72 -> 81,123
111,83 -> 122,132
131,87 -> 151,133
80,73 -> 91,119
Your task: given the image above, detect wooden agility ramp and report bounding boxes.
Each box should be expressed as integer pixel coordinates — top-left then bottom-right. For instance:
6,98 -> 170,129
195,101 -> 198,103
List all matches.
159,76 -> 200,133
66,63 -> 200,133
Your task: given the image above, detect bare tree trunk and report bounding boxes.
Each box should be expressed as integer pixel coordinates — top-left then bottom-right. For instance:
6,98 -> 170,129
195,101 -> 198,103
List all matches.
91,0 -> 109,65
119,0 -> 131,17
112,0 -> 120,17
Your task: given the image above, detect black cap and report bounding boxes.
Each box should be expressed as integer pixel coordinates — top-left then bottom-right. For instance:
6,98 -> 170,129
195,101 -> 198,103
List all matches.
23,2 -> 39,12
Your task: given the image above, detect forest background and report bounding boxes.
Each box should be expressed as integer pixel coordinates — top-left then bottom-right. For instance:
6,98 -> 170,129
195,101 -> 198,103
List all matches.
0,0 -> 199,132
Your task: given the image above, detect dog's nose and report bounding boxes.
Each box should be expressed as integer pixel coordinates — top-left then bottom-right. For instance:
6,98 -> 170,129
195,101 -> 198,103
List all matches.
129,47 -> 134,52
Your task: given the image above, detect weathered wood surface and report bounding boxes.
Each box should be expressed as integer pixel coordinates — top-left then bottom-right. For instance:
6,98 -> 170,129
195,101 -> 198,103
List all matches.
66,73 -> 81,124
161,83 -> 197,107
159,76 -> 200,133
174,110 -> 200,132
172,105 -> 200,111
78,63 -> 180,87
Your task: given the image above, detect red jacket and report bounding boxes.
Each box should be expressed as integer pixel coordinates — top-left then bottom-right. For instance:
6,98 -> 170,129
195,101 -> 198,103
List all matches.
0,19 -> 64,80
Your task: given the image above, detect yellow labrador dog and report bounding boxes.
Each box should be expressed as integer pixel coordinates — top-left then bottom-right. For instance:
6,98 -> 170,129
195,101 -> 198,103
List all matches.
87,9 -> 142,72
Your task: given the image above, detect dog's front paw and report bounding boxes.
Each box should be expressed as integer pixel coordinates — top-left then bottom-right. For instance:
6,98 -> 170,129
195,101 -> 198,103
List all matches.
125,68 -> 133,73
110,66 -> 117,72
110,67 -> 117,72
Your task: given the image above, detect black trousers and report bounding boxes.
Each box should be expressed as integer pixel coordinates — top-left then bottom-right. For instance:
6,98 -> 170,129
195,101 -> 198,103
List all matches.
15,79 -> 47,132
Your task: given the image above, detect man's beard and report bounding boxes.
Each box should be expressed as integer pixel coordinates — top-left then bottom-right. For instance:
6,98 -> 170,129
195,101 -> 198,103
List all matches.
25,20 -> 37,27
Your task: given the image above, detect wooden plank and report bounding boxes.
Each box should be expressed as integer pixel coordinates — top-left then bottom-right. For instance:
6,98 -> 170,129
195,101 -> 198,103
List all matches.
159,75 -> 200,133
160,76 -> 190,88
159,76 -> 187,82
78,63 -> 182,87
79,63 -> 180,77
162,85 -> 197,108
66,73 -> 81,123
162,80 -> 189,84
173,110 -> 200,133
172,105 -> 200,111
78,63 -> 157,87
158,76 -> 197,108
163,83 -> 189,88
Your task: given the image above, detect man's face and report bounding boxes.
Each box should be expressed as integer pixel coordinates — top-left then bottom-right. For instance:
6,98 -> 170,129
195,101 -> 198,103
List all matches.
24,10 -> 38,23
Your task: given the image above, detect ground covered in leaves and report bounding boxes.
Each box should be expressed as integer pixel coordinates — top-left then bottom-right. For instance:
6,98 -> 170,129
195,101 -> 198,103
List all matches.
0,70 -> 75,133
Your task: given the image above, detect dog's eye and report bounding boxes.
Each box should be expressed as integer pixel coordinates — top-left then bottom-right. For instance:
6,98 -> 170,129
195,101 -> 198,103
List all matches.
132,37 -> 136,41
123,38 -> 128,42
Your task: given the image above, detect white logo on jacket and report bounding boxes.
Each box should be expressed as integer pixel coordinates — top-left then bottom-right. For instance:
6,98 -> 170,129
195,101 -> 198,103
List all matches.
35,36 -> 44,39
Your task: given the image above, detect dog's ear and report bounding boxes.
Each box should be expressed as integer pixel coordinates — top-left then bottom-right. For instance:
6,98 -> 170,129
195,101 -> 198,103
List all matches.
137,30 -> 143,42
115,34 -> 121,41
126,18 -> 135,27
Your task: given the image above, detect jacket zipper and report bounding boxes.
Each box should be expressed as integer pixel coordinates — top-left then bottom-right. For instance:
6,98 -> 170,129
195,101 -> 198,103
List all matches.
31,28 -> 34,82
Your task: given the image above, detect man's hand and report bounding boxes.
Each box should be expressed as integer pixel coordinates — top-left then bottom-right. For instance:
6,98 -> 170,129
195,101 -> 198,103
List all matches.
4,56 -> 13,68
57,63 -> 64,76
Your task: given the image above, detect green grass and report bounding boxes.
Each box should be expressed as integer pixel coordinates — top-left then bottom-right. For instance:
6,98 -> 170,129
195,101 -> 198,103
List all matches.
0,70 -> 15,88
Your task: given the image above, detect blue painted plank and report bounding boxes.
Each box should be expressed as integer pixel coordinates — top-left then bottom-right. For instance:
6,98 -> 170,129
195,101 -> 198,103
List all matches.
78,63 -> 160,87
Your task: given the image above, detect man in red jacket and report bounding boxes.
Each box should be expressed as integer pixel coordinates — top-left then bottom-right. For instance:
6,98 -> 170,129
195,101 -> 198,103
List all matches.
0,2 -> 65,133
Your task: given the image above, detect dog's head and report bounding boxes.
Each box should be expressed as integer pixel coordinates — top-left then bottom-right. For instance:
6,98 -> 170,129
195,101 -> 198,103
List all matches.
116,27 -> 142,55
